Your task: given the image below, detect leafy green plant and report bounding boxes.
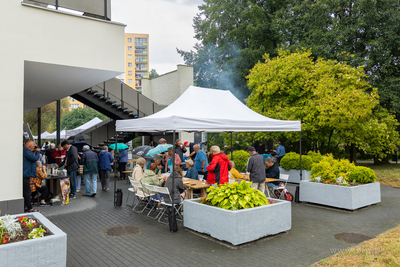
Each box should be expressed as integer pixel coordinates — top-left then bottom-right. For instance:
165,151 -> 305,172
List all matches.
307,151 -> 323,163
204,181 -> 269,210
227,150 -> 250,172
280,152 -> 316,171
348,166 -> 377,184
28,225 -> 46,239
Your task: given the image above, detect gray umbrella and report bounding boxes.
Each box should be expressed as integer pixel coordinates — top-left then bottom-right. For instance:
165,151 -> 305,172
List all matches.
131,145 -> 154,159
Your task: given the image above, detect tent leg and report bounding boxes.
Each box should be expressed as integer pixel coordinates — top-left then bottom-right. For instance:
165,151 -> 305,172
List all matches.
114,133 -> 118,206
230,132 -> 233,160
299,131 -> 302,181
37,108 -> 41,147
170,130 -> 177,232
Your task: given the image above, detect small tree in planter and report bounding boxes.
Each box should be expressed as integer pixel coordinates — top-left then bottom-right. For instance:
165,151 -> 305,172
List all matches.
279,151 -> 323,183
301,154 -> 380,210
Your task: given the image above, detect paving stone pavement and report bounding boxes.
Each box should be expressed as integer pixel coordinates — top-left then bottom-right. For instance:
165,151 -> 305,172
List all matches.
40,174 -> 400,267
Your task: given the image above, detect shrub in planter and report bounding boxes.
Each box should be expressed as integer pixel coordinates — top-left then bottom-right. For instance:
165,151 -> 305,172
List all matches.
280,152 -> 315,171
201,180 -> 269,210
348,166 -> 377,184
307,151 -> 324,163
228,150 -> 250,172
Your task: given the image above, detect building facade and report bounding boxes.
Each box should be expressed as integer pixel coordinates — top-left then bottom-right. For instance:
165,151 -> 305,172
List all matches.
117,33 -> 149,91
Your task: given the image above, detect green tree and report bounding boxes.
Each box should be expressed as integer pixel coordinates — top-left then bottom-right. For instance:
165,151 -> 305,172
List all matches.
178,0 -> 285,100
276,0 -> 400,120
61,108 -> 107,130
247,49 -> 400,160
23,98 -> 69,135
149,69 -> 159,79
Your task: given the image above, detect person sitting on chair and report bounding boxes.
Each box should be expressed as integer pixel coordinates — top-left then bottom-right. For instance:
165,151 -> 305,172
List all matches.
265,157 -> 280,189
229,161 -> 243,179
184,159 -> 198,180
164,166 -> 186,205
31,161 -> 50,206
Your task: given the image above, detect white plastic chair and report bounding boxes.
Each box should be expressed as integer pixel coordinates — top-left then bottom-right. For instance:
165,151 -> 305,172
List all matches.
145,184 -> 164,219
130,181 -> 154,213
126,176 -> 135,207
153,186 -> 183,225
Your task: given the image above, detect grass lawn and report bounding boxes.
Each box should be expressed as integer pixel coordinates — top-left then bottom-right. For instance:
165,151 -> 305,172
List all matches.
316,163 -> 400,266
359,163 -> 400,188
316,224 -> 400,266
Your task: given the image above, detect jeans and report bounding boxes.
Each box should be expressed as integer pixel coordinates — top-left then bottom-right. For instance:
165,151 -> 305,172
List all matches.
84,173 -> 98,195
76,175 -> 82,190
23,177 -> 32,210
119,162 -> 127,178
267,182 -> 279,189
250,181 -> 265,193
69,169 -> 77,196
99,170 -> 110,190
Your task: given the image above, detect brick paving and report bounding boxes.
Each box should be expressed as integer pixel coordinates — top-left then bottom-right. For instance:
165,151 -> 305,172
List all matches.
39,174 -> 400,267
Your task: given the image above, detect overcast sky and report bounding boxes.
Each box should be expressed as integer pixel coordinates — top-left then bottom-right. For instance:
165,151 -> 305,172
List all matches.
111,0 -> 204,75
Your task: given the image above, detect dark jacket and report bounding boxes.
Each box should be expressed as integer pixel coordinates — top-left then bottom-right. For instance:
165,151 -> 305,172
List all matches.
184,166 -> 199,180
45,148 -> 56,164
206,153 -> 232,184
266,162 -> 280,186
175,144 -> 187,161
164,172 -> 185,204
23,147 -> 41,178
98,150 -> 114,171
81,149 -> 99,174
247,153 -> 265,183
188,142 -> 196,159
118,149 -> 128,163
59,145 -> 79,172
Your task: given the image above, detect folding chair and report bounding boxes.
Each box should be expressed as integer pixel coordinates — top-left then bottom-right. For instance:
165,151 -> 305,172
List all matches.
145,185 -> 164,219
130,181 -> 153,213
198,174 -> 204,181
126,176 -> 135,207
153,186 -> 183,225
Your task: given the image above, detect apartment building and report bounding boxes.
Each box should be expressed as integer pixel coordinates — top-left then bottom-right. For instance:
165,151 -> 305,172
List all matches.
117,33 -> 149,91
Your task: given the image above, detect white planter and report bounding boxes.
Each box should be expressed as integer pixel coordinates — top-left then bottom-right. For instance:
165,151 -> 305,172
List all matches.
279,167 -> 310,183
0,212 -> 67,267
299,180 -> 381,210
183,198 -> 291,245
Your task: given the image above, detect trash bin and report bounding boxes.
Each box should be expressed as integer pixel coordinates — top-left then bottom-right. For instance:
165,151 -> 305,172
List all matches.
392,154 -> 398,162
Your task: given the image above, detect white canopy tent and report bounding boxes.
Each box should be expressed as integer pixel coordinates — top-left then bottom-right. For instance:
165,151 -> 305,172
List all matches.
44,117 -> 103,140
116,86 -> 301,132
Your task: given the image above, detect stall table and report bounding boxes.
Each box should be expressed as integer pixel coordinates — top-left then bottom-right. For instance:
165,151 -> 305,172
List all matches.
46,174 -> 70,196
182,178 -> 210,199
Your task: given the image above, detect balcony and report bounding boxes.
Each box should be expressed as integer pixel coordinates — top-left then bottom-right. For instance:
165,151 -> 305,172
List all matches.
135,50 -> 148,55
22,0 -> 111,20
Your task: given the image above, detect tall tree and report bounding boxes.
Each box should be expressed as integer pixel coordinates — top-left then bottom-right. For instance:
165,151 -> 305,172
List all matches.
149,69 -> 160,79
247,49 -> 399,159
178,0 -> 286,100
61,108 -> 107,130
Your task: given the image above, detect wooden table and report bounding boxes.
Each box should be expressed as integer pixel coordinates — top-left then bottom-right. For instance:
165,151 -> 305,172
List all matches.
128,159 -> 137,163
182,178 -> 210,199
45,175 -> 70,196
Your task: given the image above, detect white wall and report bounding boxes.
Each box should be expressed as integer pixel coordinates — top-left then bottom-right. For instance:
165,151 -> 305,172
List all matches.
142,65 -> 193,106
0,2 -> 125,204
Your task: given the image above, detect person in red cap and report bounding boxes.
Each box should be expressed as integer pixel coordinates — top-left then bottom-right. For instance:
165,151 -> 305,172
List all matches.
247,146 -> 266,192
184,141 -> 196,159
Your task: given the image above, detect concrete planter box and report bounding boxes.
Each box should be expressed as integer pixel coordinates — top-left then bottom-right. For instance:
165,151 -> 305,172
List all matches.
0,212 -> 67,267
279,167 -> 311,183
299,180 -> 381,210
183,198 -> 291,245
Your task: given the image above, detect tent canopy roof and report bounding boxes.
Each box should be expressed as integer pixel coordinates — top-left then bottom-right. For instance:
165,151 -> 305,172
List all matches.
116,86 -> 301,133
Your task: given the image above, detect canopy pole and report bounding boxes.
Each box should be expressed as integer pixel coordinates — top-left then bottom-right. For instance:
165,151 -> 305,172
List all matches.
299,131 -> 302,181
56,100 -> 61,146
171,130 -> 177,232
114,133 -> 118,206
37,108 -> 41,147
230,132 -> 233,160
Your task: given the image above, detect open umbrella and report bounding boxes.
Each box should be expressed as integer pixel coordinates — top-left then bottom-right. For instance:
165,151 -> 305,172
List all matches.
146,144 -> 173,156
131,146 -> 154,159
109,143 -> 129,150
70,141 -> 92,153
68,134 -> 91,142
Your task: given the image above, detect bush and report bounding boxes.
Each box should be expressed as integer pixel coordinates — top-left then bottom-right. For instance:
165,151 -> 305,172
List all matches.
348,166 -> 377,184
307,151 -> 324,163
202,180 -> 269,210
280,152 -> 315,171
310,154 -> 359,183
228,150 -> 250,172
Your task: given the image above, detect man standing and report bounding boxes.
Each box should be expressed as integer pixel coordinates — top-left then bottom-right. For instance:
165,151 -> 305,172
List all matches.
265,157 -> 280,189
57,140 -> 79,199
193,144 -> 208,179
23,140 -> 41,212
118,147 -> 128,180
45,143 -> 56,164
81,145 -> 99,197
255,141 -> 266,155
246,146 -> 266,192
276,141 -> 286,165
174,139 -> 187,161
98,146 -> 114,192
206,146 -> 231,185
184,141 -> 196,159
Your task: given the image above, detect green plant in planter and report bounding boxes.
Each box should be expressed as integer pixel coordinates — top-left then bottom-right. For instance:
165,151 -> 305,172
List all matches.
227,150 -> 250,172
280,152 -> 314,171
307,151 -> 323,163
310,154 -> 356,183
204,180 -> 269,210
348,166 -> 377,184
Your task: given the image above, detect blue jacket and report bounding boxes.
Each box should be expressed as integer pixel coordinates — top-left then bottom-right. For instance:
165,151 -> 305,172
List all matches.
23,146 -> 40,178
118,149 -> 128,163
98,150 -> 114,171
276,145 -> 286,158
266,163 -> 280,186
184,167 -> 199,180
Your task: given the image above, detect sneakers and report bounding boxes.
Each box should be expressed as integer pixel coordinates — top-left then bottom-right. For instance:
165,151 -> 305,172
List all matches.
70,195 -> 76,199
76,189 -> 80,193
90,193 -> 96,197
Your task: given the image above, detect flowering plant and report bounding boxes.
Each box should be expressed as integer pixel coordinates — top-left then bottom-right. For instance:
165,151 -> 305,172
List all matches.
0,215 -> 22,245
29,225 -> 46,239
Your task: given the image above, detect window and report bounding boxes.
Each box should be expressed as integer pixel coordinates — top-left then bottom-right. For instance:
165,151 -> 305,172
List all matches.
128,71 -> 132,75
69,104 -> 79,109
127,54 -> 132,59
135,37 -> 147,46
128,79 -> 132,83
128,63 -> 132,67
127,46 -> 132,51
127,38 -> 132,43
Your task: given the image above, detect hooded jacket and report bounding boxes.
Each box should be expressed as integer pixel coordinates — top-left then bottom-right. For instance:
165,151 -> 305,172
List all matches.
206,153 -> 232,185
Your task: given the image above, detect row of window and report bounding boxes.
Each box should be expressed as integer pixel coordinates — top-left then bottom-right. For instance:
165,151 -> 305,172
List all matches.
127,46 -> 148,52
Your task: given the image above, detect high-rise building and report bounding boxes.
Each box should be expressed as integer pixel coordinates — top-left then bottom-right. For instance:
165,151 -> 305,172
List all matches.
117,33 -> 149,91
